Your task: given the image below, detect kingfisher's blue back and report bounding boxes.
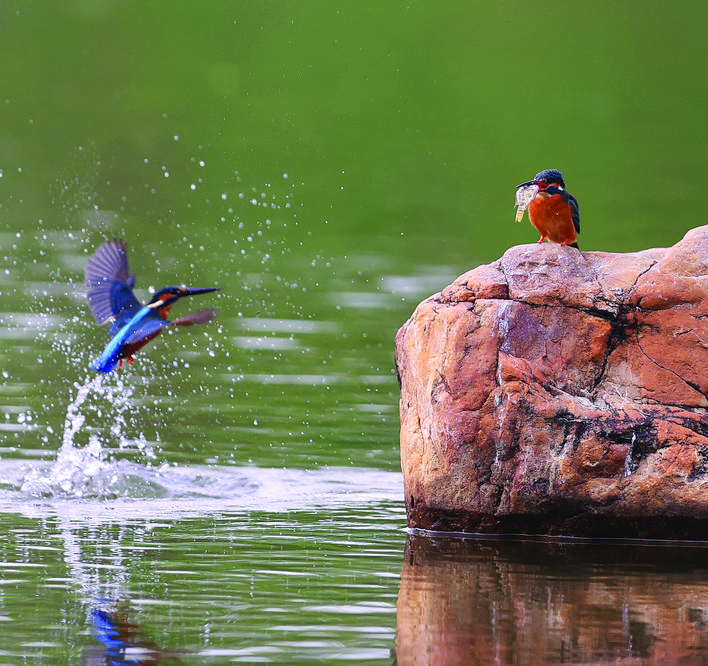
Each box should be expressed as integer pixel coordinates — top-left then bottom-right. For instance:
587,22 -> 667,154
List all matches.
89,305 -> 169,372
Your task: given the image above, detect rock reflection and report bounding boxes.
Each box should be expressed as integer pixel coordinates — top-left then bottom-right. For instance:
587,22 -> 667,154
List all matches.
396,534 -> 708,665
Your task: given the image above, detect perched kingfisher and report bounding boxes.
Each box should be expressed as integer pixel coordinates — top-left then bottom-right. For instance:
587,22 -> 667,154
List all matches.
515,168 -> 580,249
85,238 -> 219,373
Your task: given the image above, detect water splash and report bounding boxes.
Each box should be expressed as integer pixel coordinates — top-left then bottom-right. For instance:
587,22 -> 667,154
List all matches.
21,374 -> 156,498
61,374 -> 101,451
8,464 -> 403,517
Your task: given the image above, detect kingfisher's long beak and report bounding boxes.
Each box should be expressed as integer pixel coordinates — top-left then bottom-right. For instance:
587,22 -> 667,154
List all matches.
516,179 -> 540,189
182,287 -> 219,297
175,287 -> 219,304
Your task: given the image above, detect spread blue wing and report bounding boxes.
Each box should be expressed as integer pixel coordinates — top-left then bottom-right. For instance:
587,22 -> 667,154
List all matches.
85,239 -> 142,326
85,238 -> 135,287
87,281 -> 143,330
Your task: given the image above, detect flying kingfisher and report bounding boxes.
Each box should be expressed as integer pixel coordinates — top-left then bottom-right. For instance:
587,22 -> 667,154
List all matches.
85,238 -> 219,373
514,168 -> 580,249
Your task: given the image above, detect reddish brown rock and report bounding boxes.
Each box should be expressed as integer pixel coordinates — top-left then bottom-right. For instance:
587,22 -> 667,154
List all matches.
396,226 -> 708,539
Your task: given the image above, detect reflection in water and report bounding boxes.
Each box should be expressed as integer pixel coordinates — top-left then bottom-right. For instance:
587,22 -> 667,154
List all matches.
0,470 -> 402,663
396,534 -> 708,665
87,602 -> 164,666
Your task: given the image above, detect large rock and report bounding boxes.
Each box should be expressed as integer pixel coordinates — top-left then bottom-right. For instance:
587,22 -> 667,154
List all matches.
396,226 -> 708,539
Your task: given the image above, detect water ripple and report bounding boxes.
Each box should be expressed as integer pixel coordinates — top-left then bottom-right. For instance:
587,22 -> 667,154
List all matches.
0,458 -> 403,522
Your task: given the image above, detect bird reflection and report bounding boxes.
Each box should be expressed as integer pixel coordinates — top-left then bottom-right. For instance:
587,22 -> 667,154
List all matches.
84,602 -> 167,666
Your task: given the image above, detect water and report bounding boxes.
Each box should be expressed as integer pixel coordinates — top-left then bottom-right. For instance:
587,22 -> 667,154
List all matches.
2,375 -> 406,664
1,1 -> 708,663
0,498 -> 405,664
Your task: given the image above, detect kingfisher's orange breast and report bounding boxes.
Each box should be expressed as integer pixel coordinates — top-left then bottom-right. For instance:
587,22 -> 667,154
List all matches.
528,193 -> 577,245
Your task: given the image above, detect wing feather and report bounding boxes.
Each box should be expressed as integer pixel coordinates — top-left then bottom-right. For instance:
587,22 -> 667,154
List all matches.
568,194 -> 580,235
171,308 -> 218,326
85,238 -> 135,287
85,239 -> 142,326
